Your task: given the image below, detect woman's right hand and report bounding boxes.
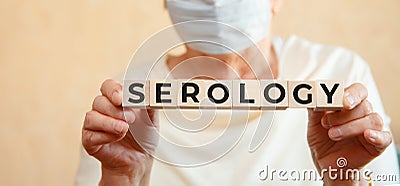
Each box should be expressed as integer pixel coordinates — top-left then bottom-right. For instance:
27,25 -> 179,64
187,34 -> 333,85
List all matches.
82,79 -> 158,186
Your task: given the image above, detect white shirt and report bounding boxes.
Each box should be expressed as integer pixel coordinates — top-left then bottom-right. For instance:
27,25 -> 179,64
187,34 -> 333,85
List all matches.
75,36 -> 399,185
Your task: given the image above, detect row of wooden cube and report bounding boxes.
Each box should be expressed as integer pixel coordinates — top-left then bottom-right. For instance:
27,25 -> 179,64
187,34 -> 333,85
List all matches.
122,80 -> 344,110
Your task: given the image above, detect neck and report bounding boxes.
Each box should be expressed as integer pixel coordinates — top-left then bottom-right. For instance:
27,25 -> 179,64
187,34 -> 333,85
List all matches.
166,37 -> 279,80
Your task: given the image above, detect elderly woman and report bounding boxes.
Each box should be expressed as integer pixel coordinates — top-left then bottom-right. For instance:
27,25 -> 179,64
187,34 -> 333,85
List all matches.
77,0 -> 399,185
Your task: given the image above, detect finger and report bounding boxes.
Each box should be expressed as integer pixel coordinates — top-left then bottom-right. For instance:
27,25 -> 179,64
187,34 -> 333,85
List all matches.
92,95 -> 136,123
100,79 -> 122,106
321,100 -> 373,128
328,113 -> 383,141
343,83 -> 368,110
92,95 -> 124,120
364,129 -> 392,150
82,130 -> 126,154
84,111 -> 129,135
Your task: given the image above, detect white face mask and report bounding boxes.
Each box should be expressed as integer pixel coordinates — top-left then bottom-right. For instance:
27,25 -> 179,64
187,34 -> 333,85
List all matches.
166,0 -> 272,54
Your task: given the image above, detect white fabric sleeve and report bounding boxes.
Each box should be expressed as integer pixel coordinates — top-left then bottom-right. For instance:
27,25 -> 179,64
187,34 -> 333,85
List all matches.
354,54 -> 400,185
74,146 -> 101,186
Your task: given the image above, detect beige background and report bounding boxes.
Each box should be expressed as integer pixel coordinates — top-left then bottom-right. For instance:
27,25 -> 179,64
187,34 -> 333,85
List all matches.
0,0 -> 399,185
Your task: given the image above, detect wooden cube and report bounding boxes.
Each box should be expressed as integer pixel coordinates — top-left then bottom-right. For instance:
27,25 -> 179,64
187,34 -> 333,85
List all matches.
315,80 -> 344,110
260,80 -> 288,110
149,80 -> 177,108
122,80 -> 149,108
202,80 -> 232,109
288,81 -> 316,108
177,80 -> 205,108
232,80 -> 262,109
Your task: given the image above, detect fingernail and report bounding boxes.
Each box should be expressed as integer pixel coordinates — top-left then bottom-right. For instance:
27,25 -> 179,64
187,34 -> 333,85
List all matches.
112,90 -> 121,103
330,128 -> 342,139
346,94 -> 356,108
124,110 -> 136,123
112,90 -> 117,98
114,122 -> 126,133
369,130 -> 377,142
322,116 -> 330,128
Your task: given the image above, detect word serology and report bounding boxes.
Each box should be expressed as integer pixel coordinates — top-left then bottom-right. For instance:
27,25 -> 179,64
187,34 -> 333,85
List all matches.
122,80 -> 344,110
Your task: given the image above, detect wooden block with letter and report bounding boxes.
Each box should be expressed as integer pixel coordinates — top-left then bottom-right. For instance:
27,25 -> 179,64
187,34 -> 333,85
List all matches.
149,80 -> 178,108
122,80 -> 149,108
232,80 -> 262,109
315,80 -> 344,110
177,80 -> 205,108
288,81 -> 316,108
260,80 -> 288,110
202,80 -> 233,109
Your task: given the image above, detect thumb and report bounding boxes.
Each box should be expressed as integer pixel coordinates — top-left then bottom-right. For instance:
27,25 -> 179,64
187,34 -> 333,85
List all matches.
307,108 -> 326,126
146,109 -> 158,128
128,108 -> 159,153
306,109 -> 331,156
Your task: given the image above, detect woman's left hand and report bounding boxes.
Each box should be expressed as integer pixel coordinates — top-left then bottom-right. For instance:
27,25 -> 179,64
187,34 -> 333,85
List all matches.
307,83 -> 392,185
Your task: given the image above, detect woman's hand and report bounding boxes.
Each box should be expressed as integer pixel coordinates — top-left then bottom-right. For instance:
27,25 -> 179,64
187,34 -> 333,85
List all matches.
82,79 -> 158,186
307,83 -> 392,185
